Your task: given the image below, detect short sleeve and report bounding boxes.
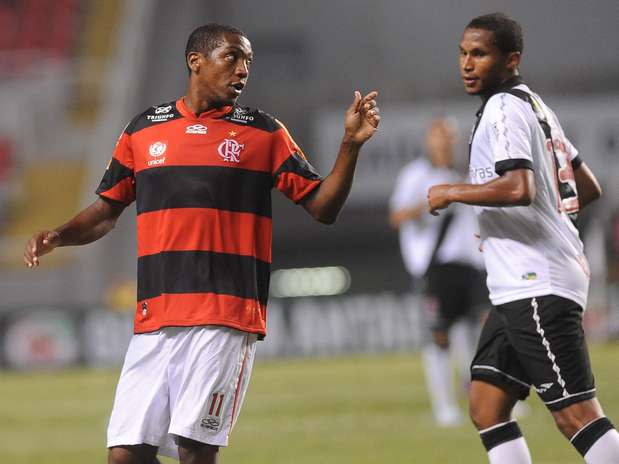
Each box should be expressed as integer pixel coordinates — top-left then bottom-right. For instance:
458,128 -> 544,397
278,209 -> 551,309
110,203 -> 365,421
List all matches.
95,124 -> 136,205
272,120 -> 322,203
485,93 -> 534,176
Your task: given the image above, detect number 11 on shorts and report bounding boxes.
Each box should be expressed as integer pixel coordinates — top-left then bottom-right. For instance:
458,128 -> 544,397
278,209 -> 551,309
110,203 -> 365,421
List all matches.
208,392 -> 225,417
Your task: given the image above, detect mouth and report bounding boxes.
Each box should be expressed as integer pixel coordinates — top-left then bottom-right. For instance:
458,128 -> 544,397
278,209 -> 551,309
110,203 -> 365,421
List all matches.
462,76 -> 478,86
229,82 -> 245,96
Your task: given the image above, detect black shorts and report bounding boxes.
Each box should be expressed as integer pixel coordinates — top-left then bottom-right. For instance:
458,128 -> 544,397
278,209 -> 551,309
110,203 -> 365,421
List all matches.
471,294 -> 595,411
423,263 -> 488,332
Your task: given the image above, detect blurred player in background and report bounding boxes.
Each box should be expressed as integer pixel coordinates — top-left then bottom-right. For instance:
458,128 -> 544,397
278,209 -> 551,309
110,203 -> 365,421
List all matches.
390,118 -> 487,426
428,13 -> 619,464
23,24 -> 380,464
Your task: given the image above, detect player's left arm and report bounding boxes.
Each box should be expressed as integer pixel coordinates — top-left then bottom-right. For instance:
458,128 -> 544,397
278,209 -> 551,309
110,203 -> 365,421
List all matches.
427,168 -> 535,216
302,91 -> 380,224
572,161 -> 602,210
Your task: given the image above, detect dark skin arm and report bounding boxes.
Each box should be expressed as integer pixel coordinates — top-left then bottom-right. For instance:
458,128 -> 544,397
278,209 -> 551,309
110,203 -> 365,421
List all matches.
302,91 -> 380,224
427,169 -> 535,215
573,161 -> 602,209
23,197 -> 126,267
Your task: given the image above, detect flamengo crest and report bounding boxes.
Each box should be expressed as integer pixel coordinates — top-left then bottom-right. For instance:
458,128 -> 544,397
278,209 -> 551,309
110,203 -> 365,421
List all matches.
218,139 -> 244,163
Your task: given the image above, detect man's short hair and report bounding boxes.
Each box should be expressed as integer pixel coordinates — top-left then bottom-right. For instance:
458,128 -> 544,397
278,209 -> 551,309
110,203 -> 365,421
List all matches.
466,13 -> 523,55
185,23 -> 246,72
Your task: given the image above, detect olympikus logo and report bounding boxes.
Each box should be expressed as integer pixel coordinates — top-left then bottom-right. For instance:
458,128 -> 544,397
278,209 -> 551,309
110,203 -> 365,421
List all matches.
218,139 -> 244,163
186,124 -> 207,134
155,105 -> 172,114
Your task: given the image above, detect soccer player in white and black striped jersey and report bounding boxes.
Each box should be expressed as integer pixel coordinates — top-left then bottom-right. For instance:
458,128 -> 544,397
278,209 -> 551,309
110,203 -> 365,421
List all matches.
428,13 -> 619,464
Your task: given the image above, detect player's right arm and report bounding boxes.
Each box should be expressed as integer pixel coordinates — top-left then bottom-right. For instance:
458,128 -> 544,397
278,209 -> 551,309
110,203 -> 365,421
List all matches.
573,161 -> 602,209
23,197 -> 126,267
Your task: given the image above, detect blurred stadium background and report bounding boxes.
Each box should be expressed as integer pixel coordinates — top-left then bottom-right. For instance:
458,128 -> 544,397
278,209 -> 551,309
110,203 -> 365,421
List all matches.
1,0 -> 619,462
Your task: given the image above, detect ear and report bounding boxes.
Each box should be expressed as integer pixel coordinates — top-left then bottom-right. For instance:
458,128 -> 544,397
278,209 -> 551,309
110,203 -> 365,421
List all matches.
187,51 -> 201,74
506,51 -> 521,72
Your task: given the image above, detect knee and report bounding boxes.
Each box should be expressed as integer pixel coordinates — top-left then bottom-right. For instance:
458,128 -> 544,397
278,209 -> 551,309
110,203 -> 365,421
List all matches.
107,445 -> 158,464
552,400 -> 604,439
177,436 -> 219,462
468,387 -> 515,430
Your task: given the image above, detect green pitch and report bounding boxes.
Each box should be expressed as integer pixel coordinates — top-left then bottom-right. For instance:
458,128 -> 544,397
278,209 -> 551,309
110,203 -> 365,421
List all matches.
3,343 -> 619,463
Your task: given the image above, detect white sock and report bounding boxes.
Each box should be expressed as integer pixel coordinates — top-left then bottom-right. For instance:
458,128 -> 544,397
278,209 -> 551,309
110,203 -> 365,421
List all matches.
584,429 -> 619,463
422,344 -> 461,425
487,437 -> 532,464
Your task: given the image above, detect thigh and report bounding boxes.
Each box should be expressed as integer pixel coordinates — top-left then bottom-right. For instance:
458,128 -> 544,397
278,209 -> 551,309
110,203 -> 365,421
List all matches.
500,295 -> 596,411
167,326 -> 258,449
107,332 -> 171,450
470,306 -> 532,400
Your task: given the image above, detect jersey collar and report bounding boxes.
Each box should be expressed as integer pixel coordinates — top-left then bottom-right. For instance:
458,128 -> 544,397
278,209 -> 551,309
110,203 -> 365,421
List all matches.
476,75 -> 525,117
176,97 -> 233,119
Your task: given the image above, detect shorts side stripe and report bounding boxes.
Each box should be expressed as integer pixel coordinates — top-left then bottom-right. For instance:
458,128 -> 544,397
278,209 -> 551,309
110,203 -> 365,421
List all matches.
531,297 -> 569,397
229,333 -> 250,436
471,364 -> 531,388
544,388 -> 597,406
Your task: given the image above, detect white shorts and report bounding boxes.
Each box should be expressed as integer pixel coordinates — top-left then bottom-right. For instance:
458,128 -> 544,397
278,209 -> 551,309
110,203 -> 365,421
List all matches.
107,326 -> 257,459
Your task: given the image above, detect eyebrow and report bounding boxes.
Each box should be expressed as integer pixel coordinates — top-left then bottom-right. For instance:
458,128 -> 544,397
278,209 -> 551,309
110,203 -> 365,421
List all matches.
224,45 -> 253,58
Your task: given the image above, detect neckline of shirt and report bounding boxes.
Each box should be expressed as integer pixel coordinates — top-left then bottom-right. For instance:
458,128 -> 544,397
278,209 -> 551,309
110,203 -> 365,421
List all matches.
176,97 -> 233,120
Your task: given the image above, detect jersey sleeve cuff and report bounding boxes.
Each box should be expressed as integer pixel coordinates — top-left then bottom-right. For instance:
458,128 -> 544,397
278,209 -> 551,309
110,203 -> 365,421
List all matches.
571,155 -> 583,170
495,159 -> 534,176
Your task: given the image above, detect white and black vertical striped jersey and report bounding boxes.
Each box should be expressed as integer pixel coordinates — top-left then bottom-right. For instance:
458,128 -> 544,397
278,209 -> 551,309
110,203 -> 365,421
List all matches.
468,79 -> 590,308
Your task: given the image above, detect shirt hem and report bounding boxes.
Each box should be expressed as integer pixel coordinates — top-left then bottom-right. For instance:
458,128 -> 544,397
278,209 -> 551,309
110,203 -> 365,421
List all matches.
134,319 -> 266,337
490,287 -> 586,309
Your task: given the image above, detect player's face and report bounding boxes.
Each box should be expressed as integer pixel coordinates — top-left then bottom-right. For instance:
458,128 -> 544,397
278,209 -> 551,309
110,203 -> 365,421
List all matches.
193,32 -> 253,107
459,28 -> 514,96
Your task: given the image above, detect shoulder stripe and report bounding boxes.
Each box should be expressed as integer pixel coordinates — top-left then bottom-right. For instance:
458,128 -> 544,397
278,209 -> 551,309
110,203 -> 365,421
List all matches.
274,152 -> 322,181
222,106 -> 279,132
135,165 -> 273,217
137,250 -> 270,305
126,101 -> 184,135
95,158 -> 134,198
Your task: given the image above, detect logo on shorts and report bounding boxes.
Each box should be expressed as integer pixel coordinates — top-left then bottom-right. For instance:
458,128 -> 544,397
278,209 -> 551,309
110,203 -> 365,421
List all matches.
521,272 -> 537,280
200,392 -> 225,431
141,301 -> 148,316
535,382 -> 554,394
218,139 -> 244,163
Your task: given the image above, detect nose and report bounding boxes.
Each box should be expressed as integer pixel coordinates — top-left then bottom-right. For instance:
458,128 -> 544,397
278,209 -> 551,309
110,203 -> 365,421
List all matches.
461,54 -> 473,72
235,59 -> 249,78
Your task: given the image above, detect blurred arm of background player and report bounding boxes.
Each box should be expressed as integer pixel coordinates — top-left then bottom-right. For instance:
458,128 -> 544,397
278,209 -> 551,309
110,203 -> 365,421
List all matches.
302,90 -> 380,224
23,197 -> 125,267
390,119 -> 456,228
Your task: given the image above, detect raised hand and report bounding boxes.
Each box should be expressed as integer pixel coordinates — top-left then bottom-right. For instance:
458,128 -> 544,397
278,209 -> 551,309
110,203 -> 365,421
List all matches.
24,230 -> 60,267
344,90 -> 380,144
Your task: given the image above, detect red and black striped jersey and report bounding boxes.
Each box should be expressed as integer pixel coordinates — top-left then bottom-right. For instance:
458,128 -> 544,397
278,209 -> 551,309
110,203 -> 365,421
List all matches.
96,97 -> 322,336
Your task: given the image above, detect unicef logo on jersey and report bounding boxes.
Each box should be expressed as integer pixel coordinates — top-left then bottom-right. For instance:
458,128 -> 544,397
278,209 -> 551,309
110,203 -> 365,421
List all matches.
218,139 -> 244,163
149,141 -> 167,157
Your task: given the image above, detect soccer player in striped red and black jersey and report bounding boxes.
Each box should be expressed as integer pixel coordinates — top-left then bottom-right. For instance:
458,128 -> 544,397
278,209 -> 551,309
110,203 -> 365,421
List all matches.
24,24 -> 380,464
